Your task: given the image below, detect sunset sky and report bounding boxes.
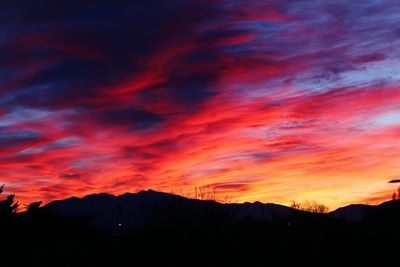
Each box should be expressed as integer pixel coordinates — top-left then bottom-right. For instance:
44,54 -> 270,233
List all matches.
1,0 -> 400,209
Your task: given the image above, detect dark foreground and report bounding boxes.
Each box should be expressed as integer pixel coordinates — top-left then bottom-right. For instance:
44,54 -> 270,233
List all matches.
2,200 -> 400,267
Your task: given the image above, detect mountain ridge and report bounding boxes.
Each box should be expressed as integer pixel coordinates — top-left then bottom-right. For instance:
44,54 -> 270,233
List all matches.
44,189 -> 398,231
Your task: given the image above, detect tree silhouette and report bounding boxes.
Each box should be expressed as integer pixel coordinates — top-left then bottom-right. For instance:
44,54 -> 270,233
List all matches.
26,201 -> 42,214
290,200 -> 302,210
0,185 -> 19,218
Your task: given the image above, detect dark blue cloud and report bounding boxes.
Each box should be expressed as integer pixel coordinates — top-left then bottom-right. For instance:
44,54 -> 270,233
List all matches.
0,0 -> 226,111
166,73 -> 219,104
98,108 -> 165,130
0,129 -> 43,149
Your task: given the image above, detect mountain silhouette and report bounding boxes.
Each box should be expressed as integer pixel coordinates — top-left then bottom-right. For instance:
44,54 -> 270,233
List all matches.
45,189 -> 302,232
329,203 -> 372,221
4,189 -> 400,266
45,189 -> 400,232
330,199 -> 400,221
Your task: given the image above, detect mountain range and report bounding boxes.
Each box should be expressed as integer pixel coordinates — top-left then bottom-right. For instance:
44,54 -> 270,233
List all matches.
44,189 -> 396,232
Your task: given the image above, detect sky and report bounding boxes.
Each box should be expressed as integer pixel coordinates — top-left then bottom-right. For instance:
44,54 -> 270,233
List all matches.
1,0 -> 400,209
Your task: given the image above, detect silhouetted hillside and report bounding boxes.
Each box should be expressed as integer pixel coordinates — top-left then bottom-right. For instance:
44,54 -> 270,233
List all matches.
329,199 -> 400,221
3,190 -> 400,266
45,189 -> 301,232
45,189 -> 400,230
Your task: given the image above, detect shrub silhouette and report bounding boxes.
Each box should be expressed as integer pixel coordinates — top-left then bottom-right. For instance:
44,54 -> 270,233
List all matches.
290,200 -> 328,213
26,201 -> 43,214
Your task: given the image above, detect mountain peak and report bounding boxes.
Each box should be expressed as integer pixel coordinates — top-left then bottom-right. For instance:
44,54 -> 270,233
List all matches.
45,190 -> 294,231
83,192 -> 115,199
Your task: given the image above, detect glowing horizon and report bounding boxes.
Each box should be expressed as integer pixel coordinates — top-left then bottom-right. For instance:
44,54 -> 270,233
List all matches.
1,0 -> 400,209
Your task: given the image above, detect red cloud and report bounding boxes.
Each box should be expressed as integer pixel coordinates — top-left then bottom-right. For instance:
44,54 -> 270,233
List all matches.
1,0 -> 400,210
